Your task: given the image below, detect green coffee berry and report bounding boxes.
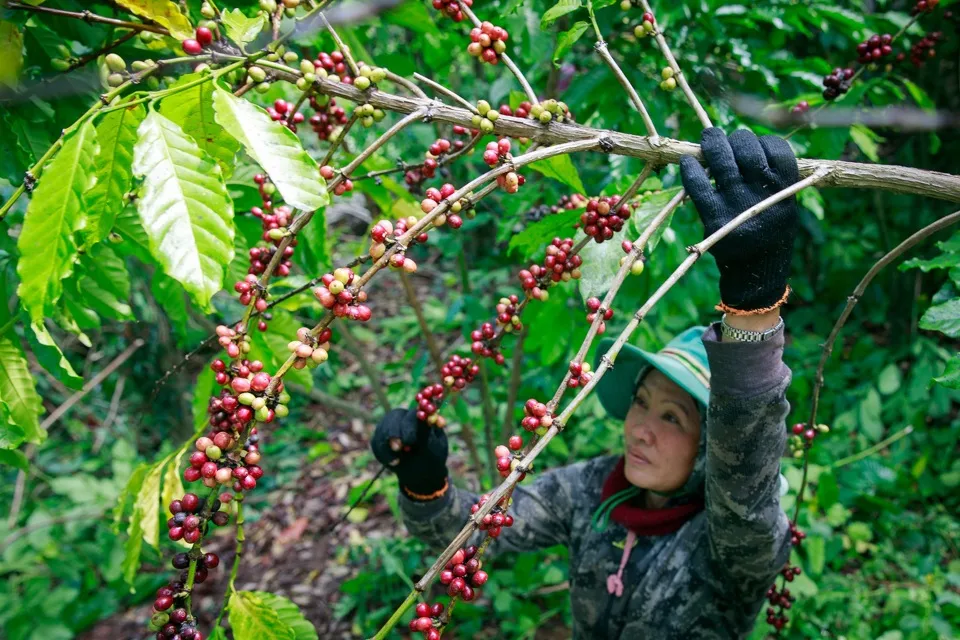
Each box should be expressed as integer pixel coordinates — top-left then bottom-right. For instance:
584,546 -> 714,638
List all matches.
353,75 -> 371,90
105,53 -> 126,72
476,100 -> 491,115
661,67 -> 675,80
107,73 -> 125,87
248,66 -> 267,82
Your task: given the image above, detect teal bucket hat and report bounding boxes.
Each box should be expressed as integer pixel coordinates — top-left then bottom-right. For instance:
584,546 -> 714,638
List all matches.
593,326 -> 711,421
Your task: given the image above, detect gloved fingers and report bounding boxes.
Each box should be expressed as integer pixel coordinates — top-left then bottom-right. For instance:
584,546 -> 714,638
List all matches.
699,128 -> 741,188
758,135 -> 800,187
679,155 -> 725,231
728,129 -> 771,187
397,408 -> 423,447
425,425 -> 449,460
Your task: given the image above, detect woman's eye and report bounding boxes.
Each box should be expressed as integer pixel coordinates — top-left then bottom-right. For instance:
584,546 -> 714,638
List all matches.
633,396 -> 646,407
664,413 -> 679,425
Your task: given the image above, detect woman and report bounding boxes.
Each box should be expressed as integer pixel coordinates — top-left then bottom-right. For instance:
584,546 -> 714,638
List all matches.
371,128 -> 798,638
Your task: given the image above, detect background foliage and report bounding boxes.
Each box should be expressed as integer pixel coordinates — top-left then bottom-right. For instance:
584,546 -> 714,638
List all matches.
0,0 -> 958,638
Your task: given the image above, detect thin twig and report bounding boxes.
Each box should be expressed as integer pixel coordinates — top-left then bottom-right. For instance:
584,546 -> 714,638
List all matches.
321,12 -> 361,77
39,339 -> 146,431
796,207 -> 960,519
385,70 -> 427,99
501,326 -> 527,443
637,0 -> 712,128
413,72 -> 479,113
319,112 -> 359,169
830,425 -> 915,470
6,443 -> 34,527
399,271 -> 445,372
319,465 -> 389,536
336,320 -> 392,414
6,2 -> 169,34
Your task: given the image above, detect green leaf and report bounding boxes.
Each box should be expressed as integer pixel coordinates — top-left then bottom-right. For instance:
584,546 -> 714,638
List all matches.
578,226 -> 629,302
804,535 -> 825,576
229,591 -> 296,640
858,387 -> 883,441
919,298 -> 960,338
212,87 -> 328,211
527,155 -> 586,195
17,119 -> 98,323
0,412 -> 25,449
0,320 -> 45,445
249,310 -> 313,390
221,8 -> 266,46
629,187 -> 682,252
123,460 -> 164,584
113,0 -> 194,40
902,78 -> 934,110
877,363 -> 901,395
24,321 -> 82,390
113,463 -> 148,531
85,105 -> 145,247
160,449 -> 186,517
251,592 -> 319,640
0,20 -> 23,87
933,354 -> 960,389
72,244 -> 133,319
152,273 -> 191,343
541,0 -> 582,29
849,124 -> 883,162
553,21 -> 589,66
193,366 -> 217,429
160,74 -> 241,178
0,447 -> 27,470
293,207 -> 331,275
508,207 -> 583,259
132,110 -> 235,311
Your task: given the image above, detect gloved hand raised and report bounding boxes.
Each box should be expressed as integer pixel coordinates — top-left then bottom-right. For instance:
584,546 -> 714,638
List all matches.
679,128 -> 800,314
371,408 -> 449,500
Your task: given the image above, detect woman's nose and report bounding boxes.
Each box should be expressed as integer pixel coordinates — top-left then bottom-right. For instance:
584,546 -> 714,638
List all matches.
630,420 -> 656,445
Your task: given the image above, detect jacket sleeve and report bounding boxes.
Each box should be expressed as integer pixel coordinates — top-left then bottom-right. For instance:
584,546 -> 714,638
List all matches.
398,458 -> 595,553
701,321 -> 792,597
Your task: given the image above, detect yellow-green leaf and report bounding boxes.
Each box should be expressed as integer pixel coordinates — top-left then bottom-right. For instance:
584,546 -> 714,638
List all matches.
160,74 -> 240,178
0,326 -> 45,444
0,20 -> 23,87
221,8 -> 266,47
212,87 -> 328,211
132,111 -> 234,311
85,105 -> 145,247
251,592 -> 318,640
113,0 -> 194,40
527,154 -> 586,195
17,119 -> 98,323
229,591 -> 296,640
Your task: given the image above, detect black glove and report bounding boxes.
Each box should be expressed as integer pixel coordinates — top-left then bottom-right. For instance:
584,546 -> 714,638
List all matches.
679,128 -> 800,313
371,408 -> 449,500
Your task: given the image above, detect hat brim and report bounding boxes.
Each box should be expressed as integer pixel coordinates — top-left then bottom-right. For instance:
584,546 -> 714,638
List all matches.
593,337 -> 710,421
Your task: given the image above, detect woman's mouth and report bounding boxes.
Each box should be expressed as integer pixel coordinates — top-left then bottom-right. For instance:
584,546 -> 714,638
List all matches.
627,450 -> 651,465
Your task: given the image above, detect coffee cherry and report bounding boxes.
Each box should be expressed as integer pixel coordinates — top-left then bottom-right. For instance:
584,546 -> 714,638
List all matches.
196,27 -> 214,46
182,39 -> 203,55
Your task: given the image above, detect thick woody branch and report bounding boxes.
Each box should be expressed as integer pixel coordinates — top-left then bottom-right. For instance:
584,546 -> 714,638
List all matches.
6,1 -> 170,34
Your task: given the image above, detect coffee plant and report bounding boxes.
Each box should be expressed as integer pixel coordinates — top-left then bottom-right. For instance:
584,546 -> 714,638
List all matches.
1,1 -> 959,639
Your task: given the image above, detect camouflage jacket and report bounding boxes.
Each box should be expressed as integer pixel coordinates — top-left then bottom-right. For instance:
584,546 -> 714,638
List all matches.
400,322 -> 792,639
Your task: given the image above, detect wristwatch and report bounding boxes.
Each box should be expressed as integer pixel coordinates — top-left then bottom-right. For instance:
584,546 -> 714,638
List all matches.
720,314 -> 784,342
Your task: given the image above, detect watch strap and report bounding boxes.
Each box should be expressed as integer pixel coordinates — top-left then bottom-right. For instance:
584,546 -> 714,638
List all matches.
720,314 -> 784,342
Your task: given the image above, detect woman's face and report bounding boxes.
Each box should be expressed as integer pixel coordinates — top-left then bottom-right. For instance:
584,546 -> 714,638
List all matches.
623,369 -> 702,493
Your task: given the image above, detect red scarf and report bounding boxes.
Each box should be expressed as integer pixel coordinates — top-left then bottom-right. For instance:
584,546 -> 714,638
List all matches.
601,457 -> 704,536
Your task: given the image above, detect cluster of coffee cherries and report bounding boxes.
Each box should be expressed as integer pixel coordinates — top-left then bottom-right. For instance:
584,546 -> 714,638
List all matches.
214,324 -> 252,360
287,326 -> 335,369
438,545 -> 489,601
494,294 -> 525,336
525,194 -> 589,222
790,100 -> 810,115
911,0 -> 940,15
567,360 -> 594,388
312,267 -> 372,320
585,297 -> 614,334
319,164 -> 354,196
821,67 -> 855,101
580,196 -> 632,243
414,382 -> 448,427
408,601 -> 445,639
482,138 -> 512,167
905,30 -> 943,67
431,0 -> 472,22
856,33 -> 893,65
494,436 -> 524,478
529,98 -> 574,124
351,62 -> 387,91
765,522 -> 805,636
266,99 -> 305,131
182,26 -> 216,56
420,184 -> 465,228
471,493 -> 516,537
353,102 -> 385,128
469,321 -> 506,364
313,49 -> 351,83
467,21 -> 509,65
619,240 -> 647,276
659,67 -> 678,92
788,422 -> 829,458
440,354 -> 481,393
517,236 -> 582,300
369,217 -> 422,273
520,398 -> 554,437
471,99 -> 503,135
308,94 -> 349,142
164,492 -> 230,544
632,12 -> 657,39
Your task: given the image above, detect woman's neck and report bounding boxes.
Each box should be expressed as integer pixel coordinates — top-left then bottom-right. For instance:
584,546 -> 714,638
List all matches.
643,490 -> 670,510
